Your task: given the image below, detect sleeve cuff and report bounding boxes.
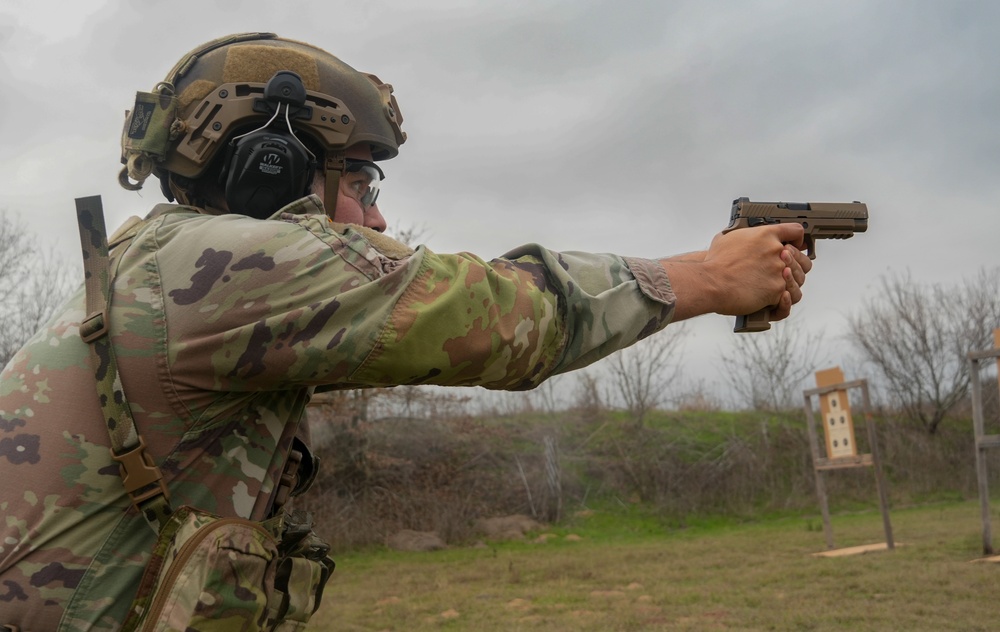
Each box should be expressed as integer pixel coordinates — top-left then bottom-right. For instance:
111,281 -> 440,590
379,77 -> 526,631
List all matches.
622,256 -> 676,306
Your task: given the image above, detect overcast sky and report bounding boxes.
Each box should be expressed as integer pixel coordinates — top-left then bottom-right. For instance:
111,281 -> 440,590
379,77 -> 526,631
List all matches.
1,0 -> 998,405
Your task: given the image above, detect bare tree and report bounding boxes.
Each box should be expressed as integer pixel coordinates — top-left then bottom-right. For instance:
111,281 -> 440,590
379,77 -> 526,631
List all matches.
847,268 -> 1000,434
388,222 -> 427,248
527,374 -> 566,413
3,250 -> 74,345
607,324 -> 688,426
721,317 -> 827,412
0,211 -> 32,305
0,211 -> 76,368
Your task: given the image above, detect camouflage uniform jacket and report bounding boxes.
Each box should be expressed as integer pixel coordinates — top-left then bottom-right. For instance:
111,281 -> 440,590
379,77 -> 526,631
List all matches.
0,195 -> 676,630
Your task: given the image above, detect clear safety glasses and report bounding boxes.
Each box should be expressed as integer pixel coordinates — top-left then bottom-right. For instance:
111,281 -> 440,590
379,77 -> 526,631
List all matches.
344,159 -> 385,208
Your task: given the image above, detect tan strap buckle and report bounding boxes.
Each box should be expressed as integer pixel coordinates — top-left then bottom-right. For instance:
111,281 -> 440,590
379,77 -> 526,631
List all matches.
272,449 -> 303,512
79,309 -> 109,343
111,435 -> 170,507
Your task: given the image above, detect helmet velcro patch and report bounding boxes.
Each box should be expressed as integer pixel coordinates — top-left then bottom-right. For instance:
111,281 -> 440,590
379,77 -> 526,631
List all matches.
178,79 -> 218,111
223,45 -> 321,91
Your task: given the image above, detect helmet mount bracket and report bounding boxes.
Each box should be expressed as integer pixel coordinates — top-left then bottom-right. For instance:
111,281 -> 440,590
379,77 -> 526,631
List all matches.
253,70 -> 313,122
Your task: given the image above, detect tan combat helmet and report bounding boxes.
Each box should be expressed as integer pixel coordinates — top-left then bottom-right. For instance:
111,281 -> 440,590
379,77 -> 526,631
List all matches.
119,32 -> 406,217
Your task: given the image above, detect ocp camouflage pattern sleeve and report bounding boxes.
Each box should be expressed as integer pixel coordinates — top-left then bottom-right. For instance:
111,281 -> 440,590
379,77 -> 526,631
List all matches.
0,194 -> 676,630
352,245 -> 675,389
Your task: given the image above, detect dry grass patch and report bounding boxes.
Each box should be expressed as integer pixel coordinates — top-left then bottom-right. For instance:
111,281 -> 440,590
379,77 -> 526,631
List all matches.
309,500 -> 999,631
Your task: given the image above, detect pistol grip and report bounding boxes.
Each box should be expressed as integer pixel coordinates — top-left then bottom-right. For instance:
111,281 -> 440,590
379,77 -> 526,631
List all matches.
734,309 -> 772,333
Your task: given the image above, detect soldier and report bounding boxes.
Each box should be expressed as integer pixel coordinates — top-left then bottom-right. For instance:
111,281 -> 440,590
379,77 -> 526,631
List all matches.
0,33 -> 810,630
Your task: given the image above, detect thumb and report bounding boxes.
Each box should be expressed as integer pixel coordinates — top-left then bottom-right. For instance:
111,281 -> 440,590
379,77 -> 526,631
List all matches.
771,222 -> 806,248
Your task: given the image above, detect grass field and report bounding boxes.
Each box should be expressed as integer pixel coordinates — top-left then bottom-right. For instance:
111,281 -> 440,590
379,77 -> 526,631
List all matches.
308,500 -> 999,631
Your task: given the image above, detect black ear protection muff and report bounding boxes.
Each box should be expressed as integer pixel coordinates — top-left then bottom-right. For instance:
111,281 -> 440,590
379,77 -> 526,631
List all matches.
222,131 -> 314,219
220,71 -> 318,219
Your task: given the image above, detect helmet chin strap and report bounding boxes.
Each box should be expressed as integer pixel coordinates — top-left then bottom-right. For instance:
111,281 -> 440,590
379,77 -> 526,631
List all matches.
323,151 -> 345,218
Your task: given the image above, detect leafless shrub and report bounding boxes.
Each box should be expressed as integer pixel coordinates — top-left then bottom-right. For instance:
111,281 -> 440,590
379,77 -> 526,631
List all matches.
571,369 -> 605,422
299,405 -> 534,550
672,379 -> 724,412
721,317 -> 828,412
591,416 -> 816,516
296,388 -> 997,551
607,324 -> 689,427
369,385 -> 473,420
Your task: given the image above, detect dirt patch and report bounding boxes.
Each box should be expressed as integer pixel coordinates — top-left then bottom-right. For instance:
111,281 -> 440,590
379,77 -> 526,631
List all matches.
476,514 -> 543,541
589,590 -> 626,599
387,529 -> 446,552
506,598 -> 533,611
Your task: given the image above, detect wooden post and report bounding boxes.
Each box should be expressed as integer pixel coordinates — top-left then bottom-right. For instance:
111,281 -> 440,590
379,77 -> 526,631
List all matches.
970,355 -> 991,555
970,329 -> 1000,556
861,381 -> 894,550
995,329 -> 1000,393
804,392 -> 835,549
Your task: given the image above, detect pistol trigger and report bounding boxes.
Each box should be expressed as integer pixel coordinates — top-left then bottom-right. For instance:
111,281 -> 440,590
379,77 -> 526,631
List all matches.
806,237 -> 816,260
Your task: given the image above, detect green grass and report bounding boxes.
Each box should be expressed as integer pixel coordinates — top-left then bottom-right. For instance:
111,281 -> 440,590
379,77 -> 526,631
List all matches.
309,500 -> 1000,631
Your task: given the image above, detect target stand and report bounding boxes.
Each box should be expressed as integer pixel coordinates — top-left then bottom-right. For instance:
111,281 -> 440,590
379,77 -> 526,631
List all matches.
803,367 -> 895,554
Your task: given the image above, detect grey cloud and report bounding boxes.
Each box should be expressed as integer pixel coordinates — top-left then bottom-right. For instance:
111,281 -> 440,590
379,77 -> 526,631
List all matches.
3,0 -> 999,396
